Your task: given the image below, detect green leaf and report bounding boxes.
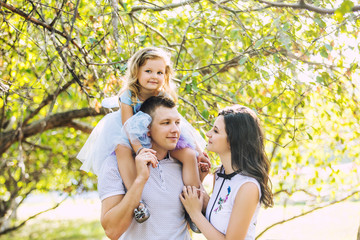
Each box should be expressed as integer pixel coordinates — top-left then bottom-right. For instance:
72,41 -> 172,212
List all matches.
316,76 -> 323,83
238,56 -> 248,65
282,22 -> 291,31
320,48 -> 329,58
191,72 -> 200,77
307,132 -> 313,140
338,0 -> 354,14
325,43 -> 333,51
201,109 -> 209,119
314,17 -> 326,28
274,54 -> 280,64
254,39 -> 264,48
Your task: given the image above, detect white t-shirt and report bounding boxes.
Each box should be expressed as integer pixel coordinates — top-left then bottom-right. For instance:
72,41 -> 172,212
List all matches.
205,168 -> 261,240
98,153 -> 191,240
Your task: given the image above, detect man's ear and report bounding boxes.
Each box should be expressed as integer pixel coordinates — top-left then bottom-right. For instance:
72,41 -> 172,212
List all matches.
147,126 -> 151,137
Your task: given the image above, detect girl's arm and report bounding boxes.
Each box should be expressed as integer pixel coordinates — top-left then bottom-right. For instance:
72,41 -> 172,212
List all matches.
181,182 -> 259,240
121,102 -> 134,125
120,102 -> 143,154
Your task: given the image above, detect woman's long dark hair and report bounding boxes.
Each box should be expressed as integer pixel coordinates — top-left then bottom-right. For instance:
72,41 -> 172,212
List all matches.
219,105 -> 273,208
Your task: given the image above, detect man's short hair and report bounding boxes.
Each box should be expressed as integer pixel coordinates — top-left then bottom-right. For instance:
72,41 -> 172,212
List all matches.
139,96 -> 176,119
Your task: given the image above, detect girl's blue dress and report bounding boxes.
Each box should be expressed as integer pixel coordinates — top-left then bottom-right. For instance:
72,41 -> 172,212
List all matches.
77,90 -> 206,176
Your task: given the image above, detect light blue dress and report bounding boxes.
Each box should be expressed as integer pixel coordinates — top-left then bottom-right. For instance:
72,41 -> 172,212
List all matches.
77,90 -> 206,176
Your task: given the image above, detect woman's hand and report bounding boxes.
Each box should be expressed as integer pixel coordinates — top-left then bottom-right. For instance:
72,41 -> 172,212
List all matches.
180,186 -> 203,218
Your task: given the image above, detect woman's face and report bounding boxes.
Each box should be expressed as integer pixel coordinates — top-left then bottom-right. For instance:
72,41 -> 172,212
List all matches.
206,116 -> 230,154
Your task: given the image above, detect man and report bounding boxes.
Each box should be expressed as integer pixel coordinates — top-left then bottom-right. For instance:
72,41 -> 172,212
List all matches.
98,96 -> 192,240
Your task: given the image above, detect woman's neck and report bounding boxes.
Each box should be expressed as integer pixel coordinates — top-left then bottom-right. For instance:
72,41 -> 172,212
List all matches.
219,152 -> 234,174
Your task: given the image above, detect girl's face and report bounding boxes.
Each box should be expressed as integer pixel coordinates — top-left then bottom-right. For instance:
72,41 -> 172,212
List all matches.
206,116 -> 230,154
137,58 -> 166,92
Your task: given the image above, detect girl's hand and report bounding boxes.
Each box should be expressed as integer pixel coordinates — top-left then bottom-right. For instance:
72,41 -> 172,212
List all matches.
180,186 -> 203,218
197,152 -> 211,181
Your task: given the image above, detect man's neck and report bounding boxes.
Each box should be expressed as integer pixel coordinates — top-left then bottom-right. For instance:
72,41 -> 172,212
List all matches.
151,144 -> 169,160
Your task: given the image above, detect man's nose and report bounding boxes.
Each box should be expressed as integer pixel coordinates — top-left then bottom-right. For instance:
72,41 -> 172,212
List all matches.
171,123 -> 180,133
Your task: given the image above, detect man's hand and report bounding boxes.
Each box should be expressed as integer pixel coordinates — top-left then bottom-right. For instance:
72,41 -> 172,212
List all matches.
135,149 -> 158,182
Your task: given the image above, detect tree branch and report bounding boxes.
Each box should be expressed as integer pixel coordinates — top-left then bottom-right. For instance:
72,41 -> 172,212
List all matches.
179,96 -> 211,124
131,15 -> 178,48
130,0 -> 201,12
23,79 -> 75,125
0,108 -> 108,155
256,0 -> 360,14
0,1 -> 89,61
0,196 -> 68,235
256,190 -> 360,239
65,120 -> 94,133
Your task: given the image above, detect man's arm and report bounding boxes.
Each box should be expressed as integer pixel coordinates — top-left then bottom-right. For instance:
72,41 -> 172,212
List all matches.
100,177 -> 147,239
100,149 -> 157,240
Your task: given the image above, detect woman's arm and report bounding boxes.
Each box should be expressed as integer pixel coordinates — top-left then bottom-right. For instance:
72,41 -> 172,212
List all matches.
224,182 -> 259,239
181,182 -> 259,240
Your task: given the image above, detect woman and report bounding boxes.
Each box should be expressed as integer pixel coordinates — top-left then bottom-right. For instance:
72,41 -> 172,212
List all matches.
180,105 -> 273,240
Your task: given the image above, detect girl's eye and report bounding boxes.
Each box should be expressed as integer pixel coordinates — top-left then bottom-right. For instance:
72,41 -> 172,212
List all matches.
145,70 -> 151,73
157,72 -> 163,75
214,129 -> 218,133
175,121 -> 180,125
162,121 -> 169,125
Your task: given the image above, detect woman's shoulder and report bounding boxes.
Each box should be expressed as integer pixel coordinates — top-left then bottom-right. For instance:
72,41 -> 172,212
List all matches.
232,174 -> 261,198
234,174 -> 259,186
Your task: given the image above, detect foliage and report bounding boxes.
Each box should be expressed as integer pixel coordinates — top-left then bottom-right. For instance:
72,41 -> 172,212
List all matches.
1,0 -> 360,236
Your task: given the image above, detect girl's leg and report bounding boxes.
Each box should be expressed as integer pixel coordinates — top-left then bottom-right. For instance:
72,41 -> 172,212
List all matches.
171,148 -> 201,188
115,144 -> 136,190
171,148 -> 202,233
115,144 -> 150,223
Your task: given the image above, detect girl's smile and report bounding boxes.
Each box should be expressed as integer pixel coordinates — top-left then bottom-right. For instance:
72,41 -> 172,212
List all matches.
137,58 -> 166,92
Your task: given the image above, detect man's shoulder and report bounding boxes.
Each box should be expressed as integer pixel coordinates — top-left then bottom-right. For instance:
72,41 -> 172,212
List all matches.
98,154 -> 126,201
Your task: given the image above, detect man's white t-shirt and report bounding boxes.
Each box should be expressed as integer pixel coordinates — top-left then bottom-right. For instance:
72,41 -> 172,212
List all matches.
98,153 -> 191,240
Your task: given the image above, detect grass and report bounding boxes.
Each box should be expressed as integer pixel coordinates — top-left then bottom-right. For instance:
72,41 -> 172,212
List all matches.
0,219 -> 106,240
0,194 -> 359,240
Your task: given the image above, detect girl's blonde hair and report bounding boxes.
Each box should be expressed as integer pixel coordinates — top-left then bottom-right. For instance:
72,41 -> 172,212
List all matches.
120,47 -> 177,105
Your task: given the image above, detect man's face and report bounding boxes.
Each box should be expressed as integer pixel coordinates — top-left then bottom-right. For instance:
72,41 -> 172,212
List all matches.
148,106 -> 181,152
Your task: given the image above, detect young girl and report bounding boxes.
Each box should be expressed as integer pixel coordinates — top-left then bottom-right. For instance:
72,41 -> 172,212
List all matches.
180,105 -> 273,239
77,47 -> 208,223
